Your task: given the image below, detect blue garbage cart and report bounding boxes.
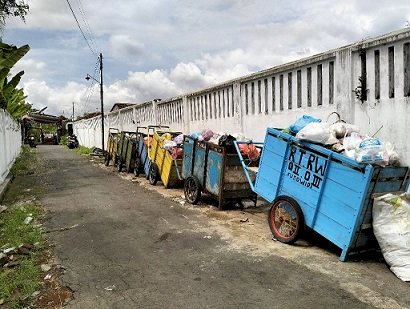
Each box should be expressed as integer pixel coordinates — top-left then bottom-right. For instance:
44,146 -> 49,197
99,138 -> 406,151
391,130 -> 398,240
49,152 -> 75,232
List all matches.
182,136 -> 257,210
133,125 -> 169,178
235,128 -> 409,261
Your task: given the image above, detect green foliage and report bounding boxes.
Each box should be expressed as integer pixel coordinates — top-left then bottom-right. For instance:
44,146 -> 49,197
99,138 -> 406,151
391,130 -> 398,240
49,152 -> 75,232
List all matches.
59,134 -> 68,146
0,203 -> 44,308
0,0 -> 29,24
73,145 -> 92,155
10,145 -> 36,176
0,42 -> 31,119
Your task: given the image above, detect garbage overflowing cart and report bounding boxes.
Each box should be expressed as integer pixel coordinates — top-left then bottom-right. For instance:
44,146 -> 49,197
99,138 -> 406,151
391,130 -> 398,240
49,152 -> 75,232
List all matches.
147,129 -> 183,188
116,130 -> 137,173
133,125 -> 169,177
183,136 -> 257,210
235,127 -> 409,261
104,128 -> 120,166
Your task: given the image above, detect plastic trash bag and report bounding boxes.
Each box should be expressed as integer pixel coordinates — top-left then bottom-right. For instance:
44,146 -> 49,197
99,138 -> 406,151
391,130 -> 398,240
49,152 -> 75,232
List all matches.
173,134 -> 184,145
190,132 -> 201,140
289,115 -> 321,134
355,138 -> 388,165
239,144 -> 260,161
330,122 -> 360,139
232,132 -> 251,142
296,122 -> 338,145
384,142 -> 400,166
201,129 -> 214,141
160,133 -> 172,141
343,132 -> 363,150
373,193 -> 410,281
218,134 -> 236,147
163,140 -> 177,152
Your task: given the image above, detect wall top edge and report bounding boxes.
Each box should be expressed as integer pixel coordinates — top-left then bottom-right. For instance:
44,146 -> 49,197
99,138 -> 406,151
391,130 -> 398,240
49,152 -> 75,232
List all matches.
351,28 -> 410,51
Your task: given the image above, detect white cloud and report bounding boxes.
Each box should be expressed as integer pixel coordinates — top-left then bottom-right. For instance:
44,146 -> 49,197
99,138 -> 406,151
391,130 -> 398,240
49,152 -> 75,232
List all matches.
7,0 -> 410,117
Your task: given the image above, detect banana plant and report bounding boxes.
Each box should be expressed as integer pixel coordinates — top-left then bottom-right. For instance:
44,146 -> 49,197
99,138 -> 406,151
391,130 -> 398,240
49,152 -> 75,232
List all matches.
0,42 -> 30,117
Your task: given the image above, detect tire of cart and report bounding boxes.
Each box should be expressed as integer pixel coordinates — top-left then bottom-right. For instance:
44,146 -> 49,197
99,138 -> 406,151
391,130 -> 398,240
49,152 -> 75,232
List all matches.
148,163 -> 159,185
184,176 -> 201,204
268,195 -> 304,244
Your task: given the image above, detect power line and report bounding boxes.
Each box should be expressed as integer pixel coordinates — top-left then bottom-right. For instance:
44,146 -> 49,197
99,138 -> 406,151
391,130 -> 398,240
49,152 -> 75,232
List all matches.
65,0 -> 97,57
75,0 -> 98,53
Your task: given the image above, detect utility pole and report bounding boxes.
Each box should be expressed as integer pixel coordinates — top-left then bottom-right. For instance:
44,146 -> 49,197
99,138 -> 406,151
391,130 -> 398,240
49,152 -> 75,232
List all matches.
85,53 -> 104,153
72,102 -> 75,121
99,53 -> 104,153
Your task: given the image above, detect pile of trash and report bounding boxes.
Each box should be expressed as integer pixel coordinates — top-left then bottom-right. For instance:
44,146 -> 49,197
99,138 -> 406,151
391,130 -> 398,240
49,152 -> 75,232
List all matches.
158,128 -> 261,161
287,113 -> 400,166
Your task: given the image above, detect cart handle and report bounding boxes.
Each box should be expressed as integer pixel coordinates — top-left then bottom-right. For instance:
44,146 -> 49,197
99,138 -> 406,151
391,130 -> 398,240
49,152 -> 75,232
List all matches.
233,141 -> 264,193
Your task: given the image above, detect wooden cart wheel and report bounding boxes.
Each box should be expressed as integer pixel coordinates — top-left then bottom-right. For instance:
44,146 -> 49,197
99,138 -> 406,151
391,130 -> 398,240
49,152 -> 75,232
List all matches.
148,163 -> 159,185
184,176 -> 201,204
117,159 -> 123,172
133,158 -> 141,177
268,196 -> 304,244
104,154 -> 111,166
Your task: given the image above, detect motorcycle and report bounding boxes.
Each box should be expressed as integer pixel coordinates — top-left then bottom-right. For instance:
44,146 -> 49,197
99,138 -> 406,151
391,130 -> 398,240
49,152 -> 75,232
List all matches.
28,136 -> 36,148
66,135 -> 79,149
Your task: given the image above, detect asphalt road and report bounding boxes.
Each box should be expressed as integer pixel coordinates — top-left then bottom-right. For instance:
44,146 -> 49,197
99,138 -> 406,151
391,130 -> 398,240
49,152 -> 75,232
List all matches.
14,146 -> 410,308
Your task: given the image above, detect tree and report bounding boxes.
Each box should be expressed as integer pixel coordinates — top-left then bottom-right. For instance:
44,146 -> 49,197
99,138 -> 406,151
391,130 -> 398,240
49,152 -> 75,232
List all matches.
0,42 -> 31,119
0,0 -> 29,24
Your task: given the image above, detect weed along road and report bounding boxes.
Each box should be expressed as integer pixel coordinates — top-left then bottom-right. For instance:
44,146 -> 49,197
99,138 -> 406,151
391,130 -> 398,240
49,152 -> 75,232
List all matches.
28,146 -> 408,308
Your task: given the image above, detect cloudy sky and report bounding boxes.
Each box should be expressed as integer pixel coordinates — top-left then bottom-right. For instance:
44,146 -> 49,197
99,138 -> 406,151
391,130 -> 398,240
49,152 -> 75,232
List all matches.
3,0 -> 410,116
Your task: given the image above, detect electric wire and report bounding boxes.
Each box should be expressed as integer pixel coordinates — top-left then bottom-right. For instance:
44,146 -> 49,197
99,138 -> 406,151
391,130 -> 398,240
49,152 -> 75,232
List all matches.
75,0 -> 98,53
65,0 -> 97,57
81,59 -> 100,114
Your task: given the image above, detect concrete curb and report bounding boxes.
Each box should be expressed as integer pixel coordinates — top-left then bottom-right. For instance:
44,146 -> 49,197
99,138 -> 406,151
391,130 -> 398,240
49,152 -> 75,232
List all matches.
0,174 -> 12,203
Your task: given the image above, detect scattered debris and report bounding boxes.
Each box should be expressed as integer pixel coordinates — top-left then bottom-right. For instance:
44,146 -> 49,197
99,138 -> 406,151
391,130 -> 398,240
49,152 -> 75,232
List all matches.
240,218 -> 249,223
203,235 -> 212,239
104,285 -> 116,291
24,216 -> 33,224
3,247 -> 15,254
41,264 -> 52,272
45,224 -> 79,233
31,291 -> 41,298
182,215 -> 189,220
0,298 -> 4,305
44,273 -> 52,280
0,205 -> 7,213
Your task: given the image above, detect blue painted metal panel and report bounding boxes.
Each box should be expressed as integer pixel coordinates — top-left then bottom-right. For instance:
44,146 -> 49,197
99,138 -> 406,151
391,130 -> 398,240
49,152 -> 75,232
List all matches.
182,139 -> 194,179
136,134 -> 151,176
193,145 -> 206,186
206,150 -> 223,196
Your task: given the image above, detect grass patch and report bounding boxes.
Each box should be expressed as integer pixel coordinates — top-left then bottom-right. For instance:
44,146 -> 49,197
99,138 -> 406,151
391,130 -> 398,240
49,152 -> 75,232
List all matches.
0,203 -> 44,308
73,145 -> 92,155
10,146 -> 37,177
59,134 -> 68,146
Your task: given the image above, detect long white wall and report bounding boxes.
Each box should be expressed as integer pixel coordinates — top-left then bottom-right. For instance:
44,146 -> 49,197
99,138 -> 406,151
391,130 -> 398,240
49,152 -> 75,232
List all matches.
73,28 -> 410,166
0,109 -> 22,184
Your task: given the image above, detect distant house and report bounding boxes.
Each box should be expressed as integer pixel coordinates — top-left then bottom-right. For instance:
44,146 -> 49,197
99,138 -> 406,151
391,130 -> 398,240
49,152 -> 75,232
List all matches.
110,103 -> 136,112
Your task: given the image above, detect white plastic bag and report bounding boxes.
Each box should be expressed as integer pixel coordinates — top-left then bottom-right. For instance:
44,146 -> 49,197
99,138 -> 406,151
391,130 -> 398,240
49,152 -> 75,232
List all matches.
330,122 -> 360,138
384,142 -> 400,166
373,193 -> 410,281
163,140 -> 177,151
343,132 -> 363,150
355,137 -> 388,165
296,122 -> 338,145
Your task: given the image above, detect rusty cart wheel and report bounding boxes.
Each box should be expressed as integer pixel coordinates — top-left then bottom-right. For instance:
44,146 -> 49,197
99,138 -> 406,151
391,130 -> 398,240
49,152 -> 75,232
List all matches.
184,176 -> 201,204
117,159 -> 123,172
148,163 -> 159,185
133,158 -> 142,177
104,154 -> 111,166
268,196 -> 304,244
